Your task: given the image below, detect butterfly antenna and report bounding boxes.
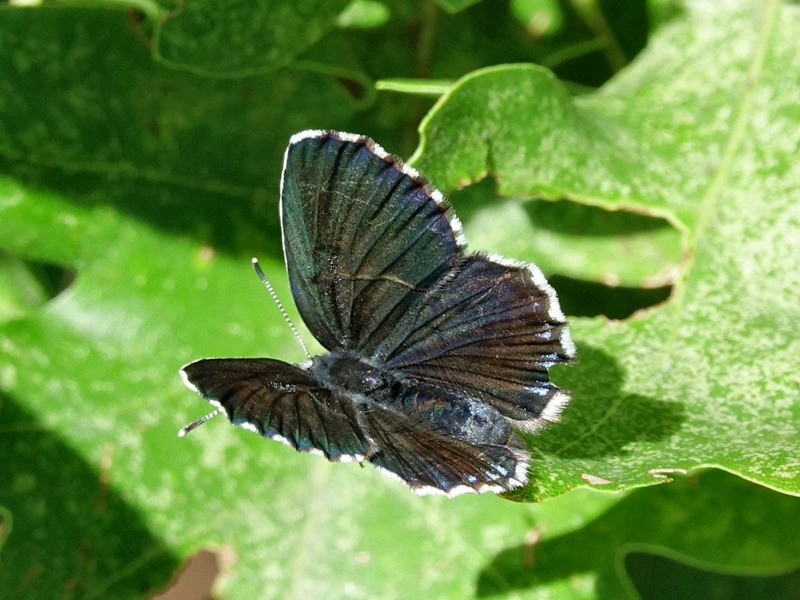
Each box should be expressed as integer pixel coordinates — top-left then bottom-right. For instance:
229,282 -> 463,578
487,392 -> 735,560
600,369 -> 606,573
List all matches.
252,257 -> 312,360
178,408 -> 222,437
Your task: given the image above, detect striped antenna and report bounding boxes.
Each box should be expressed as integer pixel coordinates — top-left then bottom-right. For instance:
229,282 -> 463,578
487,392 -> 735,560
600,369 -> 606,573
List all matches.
252,258 -> 311,360
178,408 -> 222,437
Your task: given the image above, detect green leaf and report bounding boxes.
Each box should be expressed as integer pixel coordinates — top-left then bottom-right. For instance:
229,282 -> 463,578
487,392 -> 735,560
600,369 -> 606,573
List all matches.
412,0 -> 800,500
434,0 -> 485,14
152,0 -> 352,75
480,470 -> 800,598
447,177 -> 681,289
1,0 -> 799,598
510,0 -> 565,38
0,7 -> 360,258
336,0 -> 392,29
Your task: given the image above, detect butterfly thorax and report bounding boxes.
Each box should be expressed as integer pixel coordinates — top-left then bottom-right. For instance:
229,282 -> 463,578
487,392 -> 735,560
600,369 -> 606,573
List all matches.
310,350 -> 393,402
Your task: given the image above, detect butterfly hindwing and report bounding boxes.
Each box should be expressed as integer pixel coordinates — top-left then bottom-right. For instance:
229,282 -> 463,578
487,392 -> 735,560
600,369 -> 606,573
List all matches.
361,387 -> 529,494
380,256 -> 575,429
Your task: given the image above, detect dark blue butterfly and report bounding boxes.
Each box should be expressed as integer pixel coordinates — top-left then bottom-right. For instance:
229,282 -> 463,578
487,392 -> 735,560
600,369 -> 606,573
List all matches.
180,130 -> 575,496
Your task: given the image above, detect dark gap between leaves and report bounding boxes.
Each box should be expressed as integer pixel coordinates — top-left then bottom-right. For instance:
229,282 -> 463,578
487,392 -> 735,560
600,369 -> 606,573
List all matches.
150,549 -> 221,600
626,551 -> 800,600
550,274 -> 672,320
0,251 -> 75,320
450,177 -> 679,320
335,76 -> 368,101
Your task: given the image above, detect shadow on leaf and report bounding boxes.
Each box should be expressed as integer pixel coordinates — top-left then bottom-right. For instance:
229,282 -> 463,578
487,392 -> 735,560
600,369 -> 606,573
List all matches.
0,10 -> 362,263
626,551 -> 800,600
477,470 -> 800,599
0,393 -> 179,599
529,343 -> 686,459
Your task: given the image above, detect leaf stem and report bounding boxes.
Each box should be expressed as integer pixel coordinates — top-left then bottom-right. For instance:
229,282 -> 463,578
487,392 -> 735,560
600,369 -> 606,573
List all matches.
570,0 -> 628,72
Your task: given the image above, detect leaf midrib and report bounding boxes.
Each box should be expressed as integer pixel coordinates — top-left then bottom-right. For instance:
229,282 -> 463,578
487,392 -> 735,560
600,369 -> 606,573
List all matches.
668,0 -> 781,334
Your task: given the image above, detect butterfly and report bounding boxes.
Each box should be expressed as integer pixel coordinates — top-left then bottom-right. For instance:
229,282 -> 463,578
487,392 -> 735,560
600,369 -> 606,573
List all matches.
180,130 -> 575,496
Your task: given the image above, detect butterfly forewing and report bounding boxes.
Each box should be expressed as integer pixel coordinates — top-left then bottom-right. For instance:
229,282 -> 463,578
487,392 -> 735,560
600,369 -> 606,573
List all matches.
281,131 -> 461,354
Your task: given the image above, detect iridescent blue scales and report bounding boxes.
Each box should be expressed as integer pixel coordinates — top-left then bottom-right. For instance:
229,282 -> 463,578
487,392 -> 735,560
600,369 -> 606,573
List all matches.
180,130 -> 575,496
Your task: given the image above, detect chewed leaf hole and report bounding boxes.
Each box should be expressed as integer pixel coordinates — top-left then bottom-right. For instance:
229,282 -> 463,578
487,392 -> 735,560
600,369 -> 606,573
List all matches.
626,551 -> 800,600
151,549 -> 222,600
550,274 -> 672,320
0,252 -> 75,323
